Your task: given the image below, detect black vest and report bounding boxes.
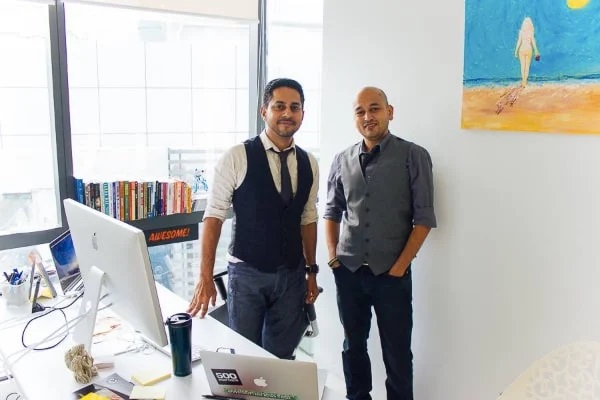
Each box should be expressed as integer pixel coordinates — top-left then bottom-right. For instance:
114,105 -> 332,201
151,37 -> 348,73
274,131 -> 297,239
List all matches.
229,136 -> 313,272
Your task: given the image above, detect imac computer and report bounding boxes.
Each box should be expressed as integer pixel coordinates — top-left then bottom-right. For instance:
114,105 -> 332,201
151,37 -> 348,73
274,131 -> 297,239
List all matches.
63,199 -> 168,351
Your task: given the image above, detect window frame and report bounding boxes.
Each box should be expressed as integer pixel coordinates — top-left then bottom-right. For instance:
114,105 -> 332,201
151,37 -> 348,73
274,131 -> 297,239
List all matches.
0,0 -> 263,250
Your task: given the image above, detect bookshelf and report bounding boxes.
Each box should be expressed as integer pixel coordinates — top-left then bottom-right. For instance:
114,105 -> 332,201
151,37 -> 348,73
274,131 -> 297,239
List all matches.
126,210 -> 204,232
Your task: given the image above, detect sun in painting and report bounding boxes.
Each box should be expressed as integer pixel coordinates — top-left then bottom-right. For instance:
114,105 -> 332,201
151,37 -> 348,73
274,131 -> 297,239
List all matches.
567,0 -> 590,9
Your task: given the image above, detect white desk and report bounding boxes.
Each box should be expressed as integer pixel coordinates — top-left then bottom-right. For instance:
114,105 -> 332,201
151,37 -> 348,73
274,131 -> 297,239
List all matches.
0,285 -> 346,399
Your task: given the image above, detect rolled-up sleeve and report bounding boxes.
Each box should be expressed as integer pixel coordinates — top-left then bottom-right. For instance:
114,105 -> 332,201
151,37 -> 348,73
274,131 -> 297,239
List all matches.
323,153 -> 347,223
203,146 -> 243,221
408,144 -> 437,228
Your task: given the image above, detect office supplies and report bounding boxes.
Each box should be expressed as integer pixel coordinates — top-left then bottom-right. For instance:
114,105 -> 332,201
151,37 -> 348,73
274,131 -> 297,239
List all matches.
130,385 -> 167,400
72,384 -> 127,399
1,275 -> 29,306
131,368 -> 171,386
92,354 -> 115,369
28,249 -> 57,298
31,275 -> 44,313
200,350 -> 328,400
96,373 -> 134,397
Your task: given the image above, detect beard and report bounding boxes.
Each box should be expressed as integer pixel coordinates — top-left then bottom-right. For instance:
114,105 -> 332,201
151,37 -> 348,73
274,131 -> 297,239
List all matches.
267,120 -> 300,138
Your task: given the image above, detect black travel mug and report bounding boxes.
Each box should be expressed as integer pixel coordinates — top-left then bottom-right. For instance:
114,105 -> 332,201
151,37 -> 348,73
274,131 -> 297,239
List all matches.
165,312 -> 192,377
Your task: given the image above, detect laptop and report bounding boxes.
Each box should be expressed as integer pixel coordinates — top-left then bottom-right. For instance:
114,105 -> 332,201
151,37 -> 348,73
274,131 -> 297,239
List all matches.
49,230 -> 84,296
200,350 -> 327,400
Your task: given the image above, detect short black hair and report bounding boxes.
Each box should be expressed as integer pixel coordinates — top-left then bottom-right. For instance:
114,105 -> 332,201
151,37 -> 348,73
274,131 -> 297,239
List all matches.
262,78 -> 305,107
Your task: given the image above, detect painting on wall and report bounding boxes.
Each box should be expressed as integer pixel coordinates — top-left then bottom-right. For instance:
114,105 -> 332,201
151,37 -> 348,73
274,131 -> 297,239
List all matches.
462,0 -> 600,134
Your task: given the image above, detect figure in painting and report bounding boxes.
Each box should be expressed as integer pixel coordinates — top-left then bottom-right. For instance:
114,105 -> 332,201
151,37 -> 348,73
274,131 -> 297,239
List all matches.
514,17 -> 540,87
495,17 -> 541,114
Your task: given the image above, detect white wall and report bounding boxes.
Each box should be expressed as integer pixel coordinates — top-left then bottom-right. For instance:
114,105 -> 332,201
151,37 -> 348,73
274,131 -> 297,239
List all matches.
315,0 -> 600,399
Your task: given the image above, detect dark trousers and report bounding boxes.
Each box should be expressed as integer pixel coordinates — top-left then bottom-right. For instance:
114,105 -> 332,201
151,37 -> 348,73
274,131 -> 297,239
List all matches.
227,261 -> 308,359
333,265 -> 413,400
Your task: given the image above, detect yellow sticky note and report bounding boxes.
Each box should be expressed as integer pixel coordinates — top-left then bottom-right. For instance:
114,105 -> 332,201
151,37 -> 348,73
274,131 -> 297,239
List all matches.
131,369 -> 171,386
130,385 -> 167,399
80,394 -> 109,400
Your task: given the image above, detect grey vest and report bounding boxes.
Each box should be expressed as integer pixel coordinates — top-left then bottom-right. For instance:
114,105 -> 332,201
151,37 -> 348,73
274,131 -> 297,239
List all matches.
337,136 -> 414,275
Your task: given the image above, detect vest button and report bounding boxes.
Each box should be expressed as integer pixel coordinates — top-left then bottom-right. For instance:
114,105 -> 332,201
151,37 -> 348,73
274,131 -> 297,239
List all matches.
365,193 -> 370,197
365,222 -> 370,227
365,208 -> 370,212
365,238 -> 370,243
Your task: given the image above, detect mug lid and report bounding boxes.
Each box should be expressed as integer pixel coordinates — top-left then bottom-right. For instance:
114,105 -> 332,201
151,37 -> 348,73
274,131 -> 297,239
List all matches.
165,312 -> 192,326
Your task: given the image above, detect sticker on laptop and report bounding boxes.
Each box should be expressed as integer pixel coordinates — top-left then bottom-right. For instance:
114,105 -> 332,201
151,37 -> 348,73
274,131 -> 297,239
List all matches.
224,388 -> 299,400
211,369 -> 243,385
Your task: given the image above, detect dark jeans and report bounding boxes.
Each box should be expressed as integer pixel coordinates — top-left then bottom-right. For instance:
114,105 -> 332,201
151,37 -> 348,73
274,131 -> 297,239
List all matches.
227,261 -> 308,359
333,265 -> 413,400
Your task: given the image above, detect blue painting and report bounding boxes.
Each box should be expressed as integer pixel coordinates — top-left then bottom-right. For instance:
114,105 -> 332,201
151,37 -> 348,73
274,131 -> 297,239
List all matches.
462,0 -> 600,134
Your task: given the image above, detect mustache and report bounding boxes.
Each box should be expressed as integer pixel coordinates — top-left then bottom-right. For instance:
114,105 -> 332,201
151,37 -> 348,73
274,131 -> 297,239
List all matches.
277,118 -> 296,124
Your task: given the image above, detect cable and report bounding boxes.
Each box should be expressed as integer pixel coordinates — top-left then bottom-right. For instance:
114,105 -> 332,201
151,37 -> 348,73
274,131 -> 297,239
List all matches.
21,308 -> 69,350
7,311 -> 90,368
5,393 -> 21,400
19,291 -> 84,351
0,293 -> 80,332
18,292 -> 114,352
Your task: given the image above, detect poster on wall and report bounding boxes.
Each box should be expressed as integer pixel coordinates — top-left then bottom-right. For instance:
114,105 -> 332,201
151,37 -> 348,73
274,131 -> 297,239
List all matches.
462,0 -> 600,134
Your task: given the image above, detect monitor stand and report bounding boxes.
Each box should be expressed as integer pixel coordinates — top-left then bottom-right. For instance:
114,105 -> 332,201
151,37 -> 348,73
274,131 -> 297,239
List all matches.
72,265 -> 105,352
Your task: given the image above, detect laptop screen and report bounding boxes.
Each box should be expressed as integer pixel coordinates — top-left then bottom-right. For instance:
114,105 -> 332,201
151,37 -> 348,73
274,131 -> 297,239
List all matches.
49,230 -> 81,293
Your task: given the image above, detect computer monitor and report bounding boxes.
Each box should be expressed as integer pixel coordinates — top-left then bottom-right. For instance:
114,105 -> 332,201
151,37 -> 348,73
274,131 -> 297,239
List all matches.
63,199 -> 168,352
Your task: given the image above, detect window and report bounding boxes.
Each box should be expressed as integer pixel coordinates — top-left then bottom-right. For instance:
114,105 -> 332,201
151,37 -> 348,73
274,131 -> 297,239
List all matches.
0,0 -> 325,303
63,3 -> 252,299
0,2 -> 60,235
65,3 -> 250,184
266,0 -> 323,158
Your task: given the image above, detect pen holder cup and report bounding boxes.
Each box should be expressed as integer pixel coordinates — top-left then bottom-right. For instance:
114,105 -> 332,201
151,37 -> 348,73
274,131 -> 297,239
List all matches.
1,277 -> 29,307
165,312 -> 192,377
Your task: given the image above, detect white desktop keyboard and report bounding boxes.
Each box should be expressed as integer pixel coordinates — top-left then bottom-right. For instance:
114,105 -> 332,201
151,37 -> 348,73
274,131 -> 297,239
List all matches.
191,344 -> 205,362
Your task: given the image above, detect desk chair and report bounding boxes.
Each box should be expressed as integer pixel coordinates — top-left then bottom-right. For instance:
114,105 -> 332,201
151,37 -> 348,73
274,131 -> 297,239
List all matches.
497,340 -> 600,399
209,273 -> 322,354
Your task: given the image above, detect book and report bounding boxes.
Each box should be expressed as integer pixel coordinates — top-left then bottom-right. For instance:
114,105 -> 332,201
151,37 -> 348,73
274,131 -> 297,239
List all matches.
72,384 -> 128,399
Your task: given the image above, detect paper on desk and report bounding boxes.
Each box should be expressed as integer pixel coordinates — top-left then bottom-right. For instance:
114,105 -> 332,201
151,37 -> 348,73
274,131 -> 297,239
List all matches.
91,316 -> 138,357
130,385 -> 166,399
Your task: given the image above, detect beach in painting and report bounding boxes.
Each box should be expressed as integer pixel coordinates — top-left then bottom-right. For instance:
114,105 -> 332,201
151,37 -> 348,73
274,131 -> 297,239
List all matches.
461,81 -> 600,134
462,0 -> 600,135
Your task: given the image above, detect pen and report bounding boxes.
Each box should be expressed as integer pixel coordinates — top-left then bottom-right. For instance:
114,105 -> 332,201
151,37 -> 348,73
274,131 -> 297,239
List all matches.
0,374 -> 13,383
202,395 -> 242,400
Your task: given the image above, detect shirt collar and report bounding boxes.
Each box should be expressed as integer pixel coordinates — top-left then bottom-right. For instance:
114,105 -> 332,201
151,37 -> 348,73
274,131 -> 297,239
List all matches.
359,131 -> 392,155
260,131 -> 296,153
